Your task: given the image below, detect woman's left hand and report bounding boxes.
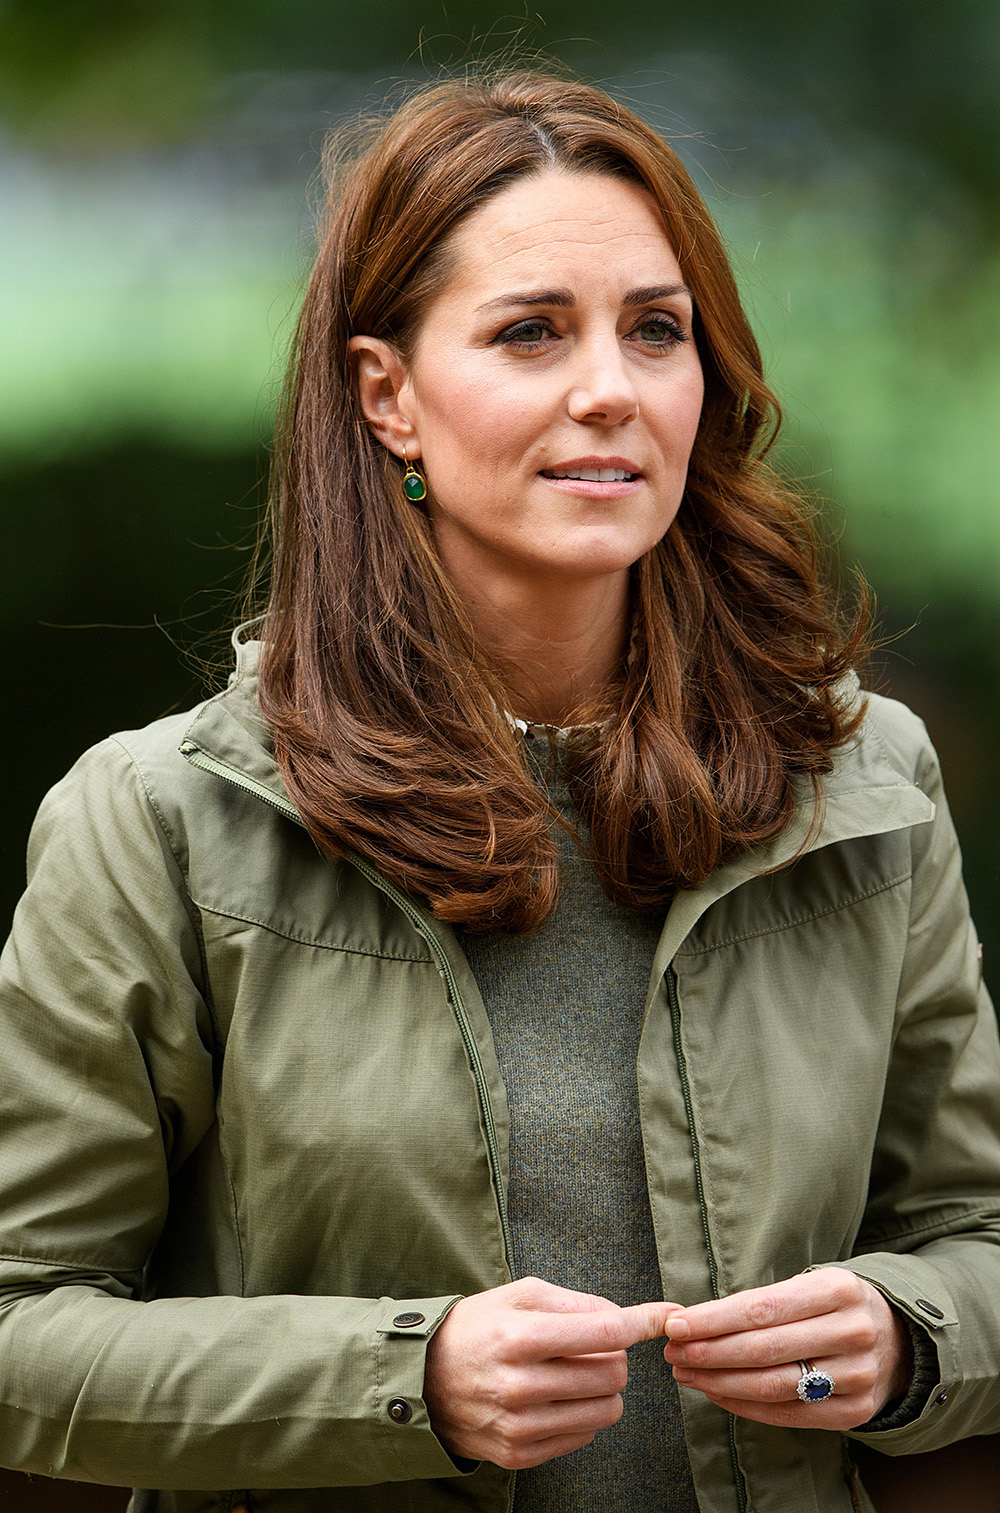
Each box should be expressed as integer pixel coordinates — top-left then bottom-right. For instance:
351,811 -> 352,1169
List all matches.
662,1269 -> 913,1429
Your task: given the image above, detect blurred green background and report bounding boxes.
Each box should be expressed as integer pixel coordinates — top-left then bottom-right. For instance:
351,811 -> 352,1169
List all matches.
2,0 -> 999,982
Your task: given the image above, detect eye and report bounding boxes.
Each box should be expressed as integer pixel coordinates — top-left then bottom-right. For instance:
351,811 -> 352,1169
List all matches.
495,317 -> 554,350
633,312 -> 687,347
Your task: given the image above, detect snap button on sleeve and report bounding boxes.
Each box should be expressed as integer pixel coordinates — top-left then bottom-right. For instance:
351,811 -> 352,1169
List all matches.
387,1398 -> 412,1423
392,1311 -> 425,1327
915,1299 -> 945,1320
935,1391 -> 948,1405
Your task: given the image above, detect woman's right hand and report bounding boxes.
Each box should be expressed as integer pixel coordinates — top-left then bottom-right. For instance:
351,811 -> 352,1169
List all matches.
422,1276 -> 674,1469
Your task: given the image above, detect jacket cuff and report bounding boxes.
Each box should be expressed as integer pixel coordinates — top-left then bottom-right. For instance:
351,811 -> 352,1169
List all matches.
807,1256 -> 954,1451
856,1314 -> 940,1432
372,1296 -> 474,1480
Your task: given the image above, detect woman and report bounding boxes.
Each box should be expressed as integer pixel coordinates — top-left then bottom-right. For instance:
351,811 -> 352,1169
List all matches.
1,69 -> 999,1513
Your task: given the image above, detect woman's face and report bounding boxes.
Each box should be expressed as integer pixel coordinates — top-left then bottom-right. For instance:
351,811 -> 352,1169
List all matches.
377,168 -> 704,595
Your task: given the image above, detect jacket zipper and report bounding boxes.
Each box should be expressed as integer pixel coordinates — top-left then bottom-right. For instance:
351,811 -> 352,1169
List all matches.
345,854 -> 518,1513
666,965 -> 748,1513
181,740 -> 517,1510
179,743 -> 308,827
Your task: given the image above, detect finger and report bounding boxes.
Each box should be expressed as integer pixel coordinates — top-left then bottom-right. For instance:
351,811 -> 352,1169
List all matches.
512,1391 -> 626,1443
531,1300 -> 673,1359
663,1308 -> 874,1370
700,1389 -> 876,1433
498,1423 -> 617,1471
498,1301 -> 669,1363
483,1388 -> 626,1471
664,1270 -> 861,1343
513,1351 -> 629,1404
672,1357 -> 864,1405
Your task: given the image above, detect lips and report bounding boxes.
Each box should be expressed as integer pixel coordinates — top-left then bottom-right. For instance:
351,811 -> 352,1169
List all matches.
539,456 -> 642,482
543,466 -> 635,482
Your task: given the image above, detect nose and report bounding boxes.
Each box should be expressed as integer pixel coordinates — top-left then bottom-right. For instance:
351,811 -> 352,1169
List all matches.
565,336 -> 640,426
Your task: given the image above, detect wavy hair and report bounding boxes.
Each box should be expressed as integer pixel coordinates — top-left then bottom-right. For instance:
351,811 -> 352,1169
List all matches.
257,69 -> 870,933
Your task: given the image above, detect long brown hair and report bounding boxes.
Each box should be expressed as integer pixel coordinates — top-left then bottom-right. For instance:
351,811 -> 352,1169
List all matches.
257,69 -> 870,934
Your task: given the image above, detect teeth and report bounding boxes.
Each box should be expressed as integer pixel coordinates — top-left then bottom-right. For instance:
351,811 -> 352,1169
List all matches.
546,467 -> 633,481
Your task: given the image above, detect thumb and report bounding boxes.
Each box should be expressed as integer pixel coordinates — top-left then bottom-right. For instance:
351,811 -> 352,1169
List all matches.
615,1300 -> 676,1346
545,1299 -> 675,1358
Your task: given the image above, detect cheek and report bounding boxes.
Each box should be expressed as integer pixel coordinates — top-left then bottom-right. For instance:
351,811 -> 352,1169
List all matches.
460,375 -> 540,434
662,374 -> 704,457
690,375 -> 706,435
676,363 -> 705,421
422,377 -> 541,471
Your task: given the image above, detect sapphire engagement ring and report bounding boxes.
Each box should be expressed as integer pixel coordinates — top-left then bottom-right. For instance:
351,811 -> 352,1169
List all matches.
796,1360 -> 836,1402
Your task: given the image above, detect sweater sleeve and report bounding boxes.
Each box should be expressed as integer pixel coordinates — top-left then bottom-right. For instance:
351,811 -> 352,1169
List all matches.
0,740 -> 465,1491
826,719 -> 1000,1453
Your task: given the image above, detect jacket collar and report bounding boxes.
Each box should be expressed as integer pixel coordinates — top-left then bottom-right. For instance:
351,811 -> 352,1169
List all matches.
183,629 -> 934,948
653,713 -> 934,963
180,627 -> 299,820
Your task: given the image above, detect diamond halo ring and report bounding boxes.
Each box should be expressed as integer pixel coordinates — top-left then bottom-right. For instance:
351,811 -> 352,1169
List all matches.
796,1360 -> 836,1403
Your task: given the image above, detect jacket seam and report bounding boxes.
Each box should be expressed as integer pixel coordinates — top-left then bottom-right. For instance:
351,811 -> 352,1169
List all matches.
109,737 -> 247,1295
221,1142 -> 247,1299
108,737 -> 214,1008
191,899 -> 434,962
373,1331 -> 415,1476
669,974 -> 730,1302
118,747 -> 228,1078
857,1205 -> 1000,1247
802,779 -> 913,800
678,870 -> 912,955
864,706 -> 931,792
0,1250 -> 144,1273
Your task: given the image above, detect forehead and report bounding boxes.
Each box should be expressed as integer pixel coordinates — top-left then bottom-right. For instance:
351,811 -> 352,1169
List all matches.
440,168 -> 682,298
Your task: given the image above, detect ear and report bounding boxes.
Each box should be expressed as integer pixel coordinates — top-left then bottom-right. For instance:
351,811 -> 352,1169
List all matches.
348,336 -> 420,458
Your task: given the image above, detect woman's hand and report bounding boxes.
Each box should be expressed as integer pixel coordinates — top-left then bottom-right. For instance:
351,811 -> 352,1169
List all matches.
662,1270 -> 913,1430
423,1276 -> 673,1468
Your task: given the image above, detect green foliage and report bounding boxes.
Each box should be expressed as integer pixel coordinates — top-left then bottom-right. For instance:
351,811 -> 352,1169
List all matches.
0,1 -> 212,145
2,0 -> 998,204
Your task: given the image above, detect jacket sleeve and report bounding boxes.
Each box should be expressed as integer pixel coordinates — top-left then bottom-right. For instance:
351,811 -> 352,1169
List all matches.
0,739 -> 465,1491
829,720 -> 1000,1453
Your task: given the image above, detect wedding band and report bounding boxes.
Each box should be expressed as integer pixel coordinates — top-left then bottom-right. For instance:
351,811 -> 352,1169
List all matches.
796,1360 -> 836,1402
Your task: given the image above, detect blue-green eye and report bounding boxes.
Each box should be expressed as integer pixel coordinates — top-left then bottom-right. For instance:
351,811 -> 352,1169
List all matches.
497,318 -> 552,348
636,314 -> 685,345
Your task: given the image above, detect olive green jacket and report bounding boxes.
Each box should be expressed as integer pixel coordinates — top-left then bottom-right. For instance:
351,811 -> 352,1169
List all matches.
2,636 -> 1000,1513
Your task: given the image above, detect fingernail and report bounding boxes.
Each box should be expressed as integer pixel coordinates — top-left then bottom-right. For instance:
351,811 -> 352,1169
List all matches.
672,1367 -> 693,1384
664,1314 -> 690,1340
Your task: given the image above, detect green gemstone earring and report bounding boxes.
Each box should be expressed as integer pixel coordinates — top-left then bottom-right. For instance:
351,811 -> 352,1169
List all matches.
401,447 -> 427,503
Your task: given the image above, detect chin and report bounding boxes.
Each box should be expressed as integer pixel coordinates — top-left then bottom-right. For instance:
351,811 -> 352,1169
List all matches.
535,538 -> 659,578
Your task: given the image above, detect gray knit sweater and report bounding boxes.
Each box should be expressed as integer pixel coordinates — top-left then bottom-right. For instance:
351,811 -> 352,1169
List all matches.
460,733 -> 698,1511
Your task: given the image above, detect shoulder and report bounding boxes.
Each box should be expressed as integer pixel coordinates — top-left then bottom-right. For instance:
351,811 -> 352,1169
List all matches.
42,627 -> 269,827
36,700 -> 210,813
26,703 -> 215,885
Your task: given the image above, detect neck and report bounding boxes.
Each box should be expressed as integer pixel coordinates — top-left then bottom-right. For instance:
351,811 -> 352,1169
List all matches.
455,568 -> 630,727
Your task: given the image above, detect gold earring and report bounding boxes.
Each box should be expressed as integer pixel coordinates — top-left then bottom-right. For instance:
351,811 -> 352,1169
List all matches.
401,445 -> 427,503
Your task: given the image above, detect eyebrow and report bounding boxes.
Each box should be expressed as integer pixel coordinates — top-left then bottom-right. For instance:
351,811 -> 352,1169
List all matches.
475,282 -> 693,313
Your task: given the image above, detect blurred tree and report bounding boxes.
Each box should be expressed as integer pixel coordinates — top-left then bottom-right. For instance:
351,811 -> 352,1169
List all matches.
0,0 -> 212,147
1,0 -> 998,218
